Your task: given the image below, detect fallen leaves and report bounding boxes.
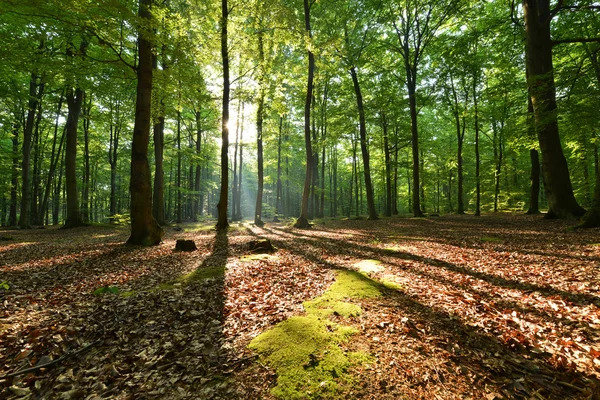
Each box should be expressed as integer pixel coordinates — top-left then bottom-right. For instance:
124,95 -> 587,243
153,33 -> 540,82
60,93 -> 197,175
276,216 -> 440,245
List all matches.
1,215 -> 599,399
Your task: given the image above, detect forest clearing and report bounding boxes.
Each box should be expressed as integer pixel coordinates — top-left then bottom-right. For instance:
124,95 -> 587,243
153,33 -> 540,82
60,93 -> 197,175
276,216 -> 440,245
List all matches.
1,214 -> 600,399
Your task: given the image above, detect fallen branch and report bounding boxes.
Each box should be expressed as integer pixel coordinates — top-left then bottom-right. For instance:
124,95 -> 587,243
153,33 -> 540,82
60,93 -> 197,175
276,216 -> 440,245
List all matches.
0,339 -> 101,380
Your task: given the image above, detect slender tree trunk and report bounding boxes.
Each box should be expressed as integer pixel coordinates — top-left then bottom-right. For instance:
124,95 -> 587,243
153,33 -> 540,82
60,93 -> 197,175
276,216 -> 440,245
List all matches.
194,110 -> 202,219
53,138 -> 65,226
382,114 -> 392,217
294,0 -> 314,229
232,101 -> 240,220
274,116 -> 283,222
406,65 -> 424,217
128,0 -> 163,245
216,0 -> 230,229
82,92 -> 91,223
523,0 -> 585,218
9,122 -> 19,226
110,99 -> 122,222
254,29 -> 266,226
152,52 -> 166,225
350,66 -> 377,220
31,99 -> 43,226
40,96 -> 65,225
63,85 -> 85,228
19,73 -> 42,229
473,71 -> 481,216
176,110 -> 182,223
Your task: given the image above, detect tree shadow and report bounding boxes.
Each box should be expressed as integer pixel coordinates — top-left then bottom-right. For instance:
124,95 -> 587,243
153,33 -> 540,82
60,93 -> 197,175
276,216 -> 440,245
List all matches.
257,226 -> 597,398
0,229 -> 236,399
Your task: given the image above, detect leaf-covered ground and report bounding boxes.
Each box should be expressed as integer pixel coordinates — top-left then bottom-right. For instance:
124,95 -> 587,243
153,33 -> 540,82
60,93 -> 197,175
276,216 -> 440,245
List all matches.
1,214 -> 599,399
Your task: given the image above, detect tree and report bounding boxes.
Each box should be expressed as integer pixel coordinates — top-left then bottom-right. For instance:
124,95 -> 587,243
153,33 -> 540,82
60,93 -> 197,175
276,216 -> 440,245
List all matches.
523,0 -> 586,218
388,0 -> 459,217
128,0 -> 163,245
294,0 -> 316,229
216,0 -> 230,230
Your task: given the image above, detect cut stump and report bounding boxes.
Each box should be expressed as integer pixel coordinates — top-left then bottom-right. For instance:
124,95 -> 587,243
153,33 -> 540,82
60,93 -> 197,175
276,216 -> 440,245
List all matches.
175,239 -> 197,252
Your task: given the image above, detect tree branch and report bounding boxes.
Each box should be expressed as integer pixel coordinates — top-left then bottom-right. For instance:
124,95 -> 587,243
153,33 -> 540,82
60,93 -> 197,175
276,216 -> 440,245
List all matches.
552,37 -> 600,46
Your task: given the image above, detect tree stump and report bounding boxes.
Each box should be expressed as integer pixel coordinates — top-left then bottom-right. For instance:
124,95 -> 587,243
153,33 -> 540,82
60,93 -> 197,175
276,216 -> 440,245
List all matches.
248,239 -> 275,253
175,239 -> 197,252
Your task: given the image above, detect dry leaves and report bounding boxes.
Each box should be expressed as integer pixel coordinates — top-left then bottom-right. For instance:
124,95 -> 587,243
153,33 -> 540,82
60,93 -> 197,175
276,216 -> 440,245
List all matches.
1,215 -> 599,399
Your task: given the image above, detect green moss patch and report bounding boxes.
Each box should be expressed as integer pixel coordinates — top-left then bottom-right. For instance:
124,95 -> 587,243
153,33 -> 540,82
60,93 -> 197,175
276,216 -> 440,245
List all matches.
155,266 -> 225,291
480,236 -> 502,243
249,270 -> 383,398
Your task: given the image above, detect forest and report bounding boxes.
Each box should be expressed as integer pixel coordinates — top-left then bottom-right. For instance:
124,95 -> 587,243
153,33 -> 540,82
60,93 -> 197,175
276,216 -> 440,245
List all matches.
1,0 -> 600,398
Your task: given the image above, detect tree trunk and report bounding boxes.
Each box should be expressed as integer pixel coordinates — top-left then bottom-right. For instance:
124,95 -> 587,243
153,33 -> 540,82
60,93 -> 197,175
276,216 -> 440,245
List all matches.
110,99 -> 122,222
254,30 -> 266,227
176,110 -> 182,223
19,73 -> 42,229
523,0 -> 585,218
194,110 -> 202,218
216,0 -> 230,230
9,122 -> 19,226
82,92 -> 91,224
63,81 -> 85,228
405,64 -> 424,217
40,96 -> 65,225
294,0 -> 314,229
473,70 -> 481,216
274,116 -> 283,222
128,0 -> 163,245
350,66 -> 378,220
152,52 -> 166,225
382,114 -> 392,217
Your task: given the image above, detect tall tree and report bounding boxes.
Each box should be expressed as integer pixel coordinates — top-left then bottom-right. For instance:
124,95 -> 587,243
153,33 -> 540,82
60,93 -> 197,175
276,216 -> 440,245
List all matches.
294,0 -> 315,229
523,0 -> 585,218
128,0 -> 163,245
388,0 -> 459,217
216,0 -> 230,230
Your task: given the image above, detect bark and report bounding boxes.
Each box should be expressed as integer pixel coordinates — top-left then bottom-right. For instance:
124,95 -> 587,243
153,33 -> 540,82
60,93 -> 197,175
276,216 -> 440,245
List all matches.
407,67 -> 424,217
254,29 -> 265,227
31,98 -> 44,225
578,48 -> 600,227
128,0 -> 163,245
294,0 -> 314,229
82,92 -> 91,223
176,110 -> 182,223
19,73 -> 42,229
152,52 -> 166,225
523,0 -> 585,218
110,99 -> 122,222
194,110 -> 202,218
382,114 -> 392,217
39,95 -> 65,225
526,93 -> 541,214
274,116 -> 283,222
63,39 -> 88,229
473,69 -> 481,217
350,67 -> 378,220
216,0 -> 230,230
9,122 -> 19,226
231,101 -> 240,221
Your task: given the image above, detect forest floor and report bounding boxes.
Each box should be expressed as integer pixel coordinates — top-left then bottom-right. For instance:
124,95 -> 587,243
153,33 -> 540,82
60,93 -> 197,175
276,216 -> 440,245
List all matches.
1,214 -> 600,399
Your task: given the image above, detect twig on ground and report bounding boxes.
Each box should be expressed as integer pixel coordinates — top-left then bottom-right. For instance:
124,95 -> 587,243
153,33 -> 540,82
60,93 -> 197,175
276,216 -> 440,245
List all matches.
0,339 -> 101,380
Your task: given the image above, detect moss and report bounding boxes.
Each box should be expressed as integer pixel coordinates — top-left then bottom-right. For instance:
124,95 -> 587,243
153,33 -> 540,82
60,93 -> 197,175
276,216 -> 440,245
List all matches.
480,236 -> 502,243
382,280 -> 403,291
120,290 -> 137,298
155,266 -> 225,292
249,270 -> 383,399
180,266 -> 225,283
